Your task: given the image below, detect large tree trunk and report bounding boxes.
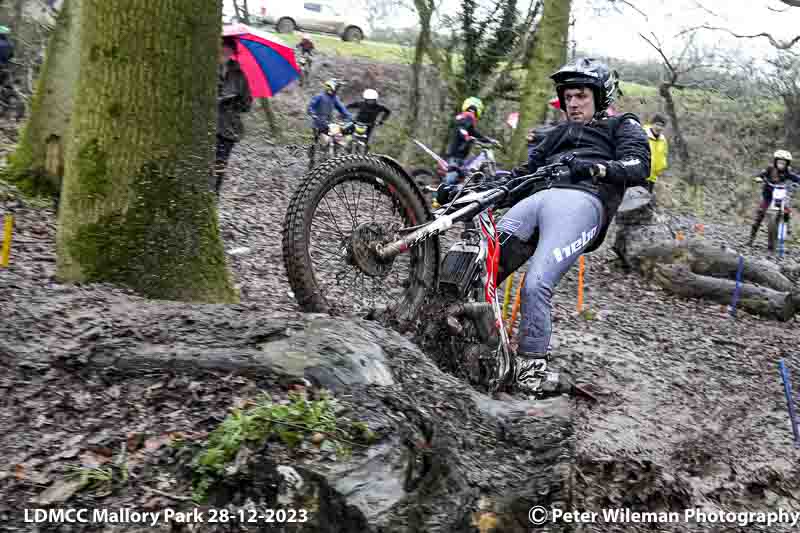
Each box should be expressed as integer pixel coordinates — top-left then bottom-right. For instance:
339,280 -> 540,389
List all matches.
507,0 -> 572,164
6,0 -> 81,198
400,7 -> 430,163
55,0 -> 237,303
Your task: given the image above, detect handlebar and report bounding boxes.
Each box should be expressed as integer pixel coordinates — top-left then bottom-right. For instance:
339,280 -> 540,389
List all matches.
474,139 -> 501,149
439,159 -> 573,219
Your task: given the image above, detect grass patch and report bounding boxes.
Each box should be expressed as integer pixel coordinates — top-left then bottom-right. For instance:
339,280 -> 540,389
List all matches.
65,459 -> 129,496
256,26 -> 416,64
190,391 -> 376,503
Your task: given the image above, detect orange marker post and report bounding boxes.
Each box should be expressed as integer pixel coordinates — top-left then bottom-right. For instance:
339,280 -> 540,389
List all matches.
507,272 -> 526,337
577,255 -> 585,313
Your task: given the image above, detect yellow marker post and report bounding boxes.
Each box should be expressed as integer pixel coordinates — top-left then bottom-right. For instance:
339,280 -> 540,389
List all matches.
507,272 -> 526,337
577,255 -> 585,313
502,275 -> 514,321
1,215 -> 12,267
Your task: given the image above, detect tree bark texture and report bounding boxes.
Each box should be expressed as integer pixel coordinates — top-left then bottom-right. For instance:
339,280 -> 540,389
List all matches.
7,0 -> 81,196
508,0 -> 572,165
55,0 -> 237,303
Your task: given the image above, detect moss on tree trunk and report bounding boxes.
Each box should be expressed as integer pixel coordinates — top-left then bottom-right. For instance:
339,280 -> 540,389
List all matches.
507,0 -> 571,164
56,0 -> 237,303
5,0 -> 81,197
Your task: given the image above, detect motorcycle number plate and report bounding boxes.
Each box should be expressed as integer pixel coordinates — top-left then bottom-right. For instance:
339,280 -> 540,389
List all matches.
774,188 -> 787,200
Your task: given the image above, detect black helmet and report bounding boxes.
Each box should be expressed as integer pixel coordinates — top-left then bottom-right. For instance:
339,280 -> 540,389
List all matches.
550,58 -> 618,116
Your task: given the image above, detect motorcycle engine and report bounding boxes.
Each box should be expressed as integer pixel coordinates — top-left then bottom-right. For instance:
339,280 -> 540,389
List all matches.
439,241 -> 482,298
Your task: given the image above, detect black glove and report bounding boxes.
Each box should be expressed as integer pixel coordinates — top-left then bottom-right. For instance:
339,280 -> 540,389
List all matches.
566,157 -> 603,181
435,183 -> 458,205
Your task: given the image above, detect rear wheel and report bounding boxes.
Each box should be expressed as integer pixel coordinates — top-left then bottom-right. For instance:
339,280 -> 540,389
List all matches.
343,26 -> 363,42
283,155 -> 438,327
277,18 -> 295,33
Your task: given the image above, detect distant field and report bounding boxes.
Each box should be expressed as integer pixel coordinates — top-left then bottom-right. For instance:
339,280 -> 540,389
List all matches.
253,23 -> 416,63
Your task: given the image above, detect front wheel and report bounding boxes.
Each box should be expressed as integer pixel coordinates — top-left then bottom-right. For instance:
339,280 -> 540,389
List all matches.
767,212 -> 778,250
282,155 -> 438,327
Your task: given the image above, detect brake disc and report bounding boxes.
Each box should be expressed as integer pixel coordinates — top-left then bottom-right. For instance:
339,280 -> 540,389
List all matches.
349,222 -> 397,277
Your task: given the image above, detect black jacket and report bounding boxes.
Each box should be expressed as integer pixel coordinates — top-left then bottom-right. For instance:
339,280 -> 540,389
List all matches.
217,59 -> 253,141
446,111 -> 491,160
526,113 -> 651,252
757,165 -> 800,203
345,101 -> 391,126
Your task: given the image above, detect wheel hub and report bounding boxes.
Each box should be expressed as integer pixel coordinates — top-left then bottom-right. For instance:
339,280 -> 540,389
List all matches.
349,222 -> 396,277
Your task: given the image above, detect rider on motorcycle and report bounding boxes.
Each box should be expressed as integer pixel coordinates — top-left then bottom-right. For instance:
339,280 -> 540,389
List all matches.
344,88 -> 391,145
442,97 -> 500,187
747,150 -> 800,247
307,79 -> 353,142
491,58 -> 650,398
296,33 -> 315,62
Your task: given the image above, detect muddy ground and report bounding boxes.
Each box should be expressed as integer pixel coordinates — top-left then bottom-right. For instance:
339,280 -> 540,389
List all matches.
2,52 -> 800,532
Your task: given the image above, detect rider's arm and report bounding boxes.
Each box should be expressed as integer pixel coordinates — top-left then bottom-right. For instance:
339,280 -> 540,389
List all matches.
526,143 -> 547,173
378,105 -> 391,122
469,123 -> 492,143
308,95 -> 321,116
599,117 -> 651,186
345,102 -> 360,111
788,171 -> 800,184
335,97 -> 353,121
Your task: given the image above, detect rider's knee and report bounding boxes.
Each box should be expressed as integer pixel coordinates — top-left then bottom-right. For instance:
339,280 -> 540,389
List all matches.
522,270 -> 553,305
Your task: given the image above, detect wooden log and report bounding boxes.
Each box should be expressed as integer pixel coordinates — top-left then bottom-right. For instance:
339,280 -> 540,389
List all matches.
653,264 -> 798,321
632,239 -> 795,292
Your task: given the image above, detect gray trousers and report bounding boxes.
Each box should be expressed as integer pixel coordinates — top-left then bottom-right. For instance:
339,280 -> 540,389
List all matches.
496,188 -> 605,354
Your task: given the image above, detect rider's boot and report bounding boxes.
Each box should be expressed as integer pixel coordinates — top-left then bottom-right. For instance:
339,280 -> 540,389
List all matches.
512,351 -> 598,402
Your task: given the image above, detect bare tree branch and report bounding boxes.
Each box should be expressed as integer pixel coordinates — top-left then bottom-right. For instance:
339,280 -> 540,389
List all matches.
611,0 -> 648,19
639,32 -> 676,79
691,0 -> 725,20
682,24 -> 800,50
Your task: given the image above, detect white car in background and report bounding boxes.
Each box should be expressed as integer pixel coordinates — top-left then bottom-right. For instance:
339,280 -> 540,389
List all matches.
257,1 -> 370,42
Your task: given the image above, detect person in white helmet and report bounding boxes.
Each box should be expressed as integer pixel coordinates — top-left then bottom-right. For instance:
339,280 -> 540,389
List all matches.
344,88 -> 392,146
748,149 -> 800,247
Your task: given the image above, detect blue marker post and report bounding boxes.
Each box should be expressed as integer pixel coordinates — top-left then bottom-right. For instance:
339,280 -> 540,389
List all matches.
728,255 -> 745,317
778,359 -> 800,448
